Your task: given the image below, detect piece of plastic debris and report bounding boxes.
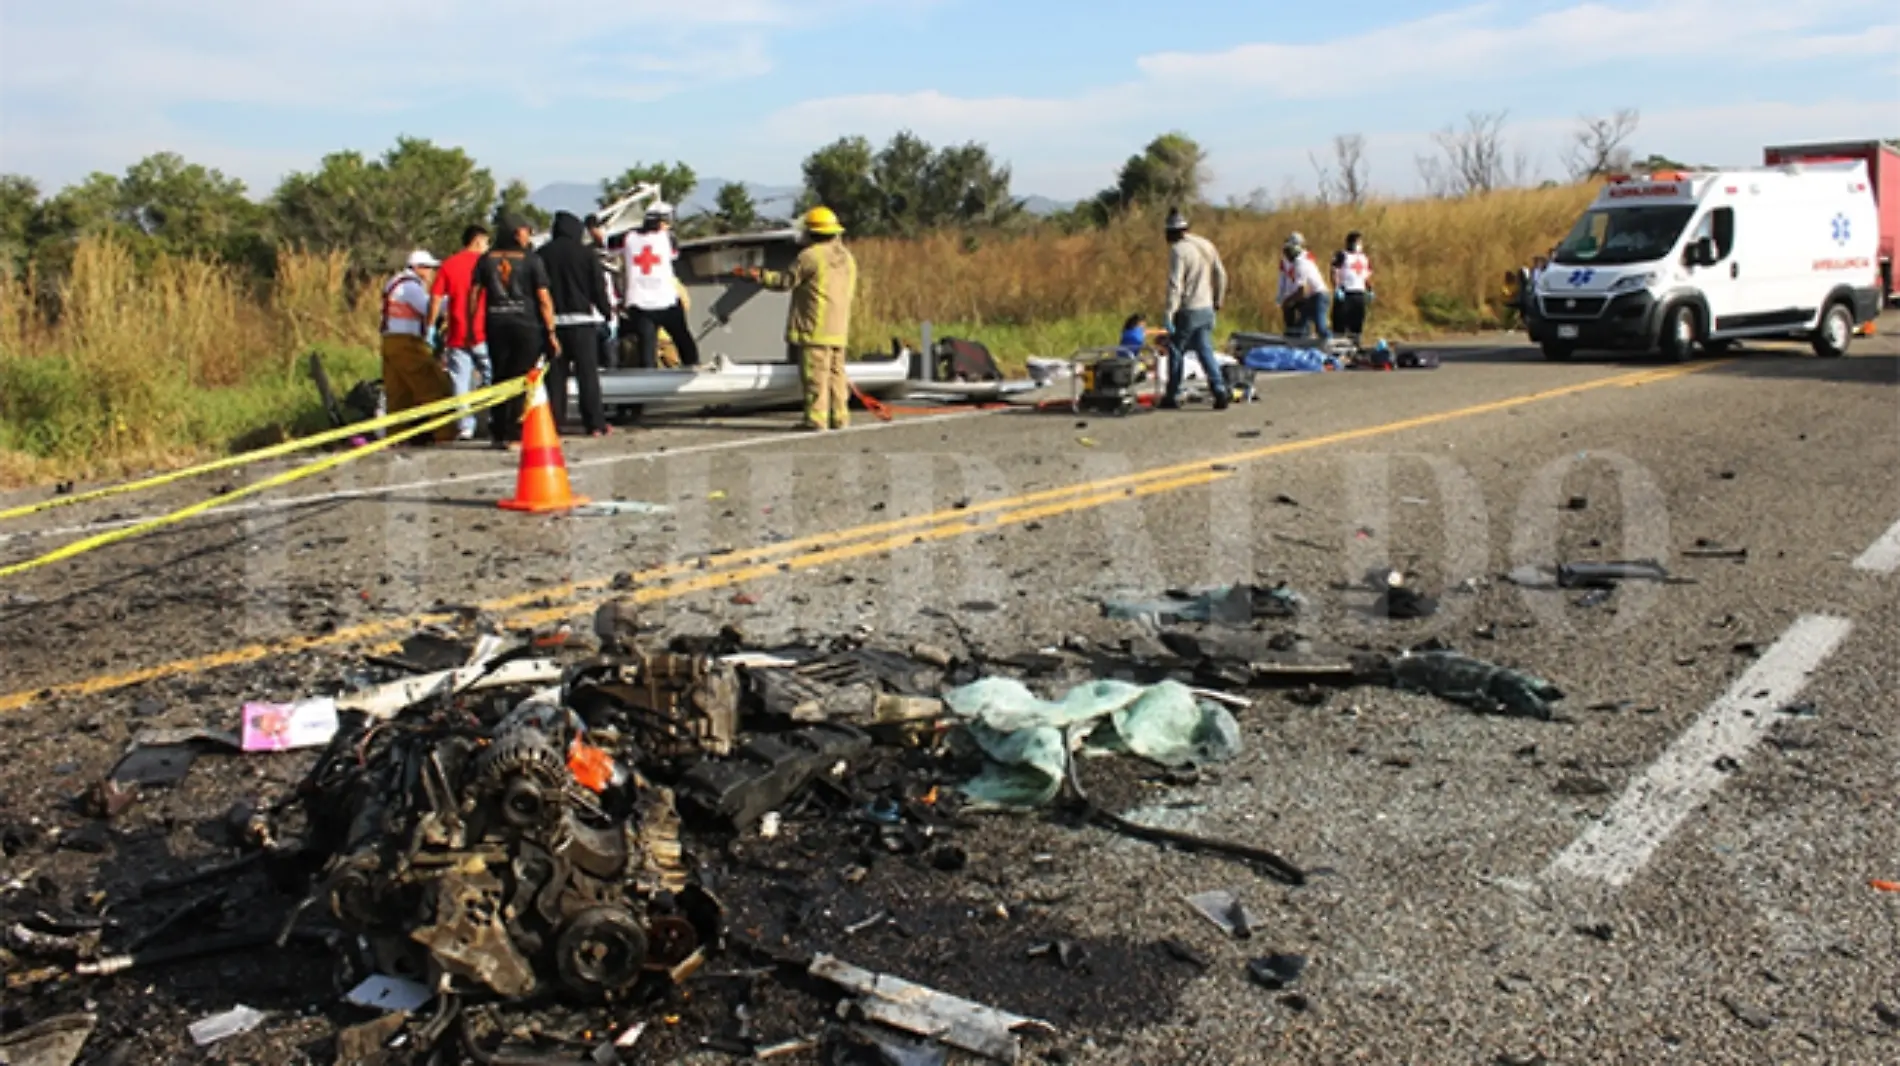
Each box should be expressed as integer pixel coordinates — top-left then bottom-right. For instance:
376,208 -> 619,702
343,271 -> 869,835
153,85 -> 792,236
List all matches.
0,1011 -> 95,1066
1557,560 -> 1670,588
756,1037 -> 822,1060
188,1005 -> 267,1046
1077,437 -> 1097,447
809,953 -> 1056,1062
108,744 -> 197,787
708,490 -> 727,500
1186,890 -> 1259,939
1390,651 -> 1564,720
345,974 -> 433,1013
240,698 -> 339,752
1505,565 -> 1559,589
1246,954 -> 1308,990
334,658 -> 564,720
943,677 -> 1242,808
731,592 -> 760,606
568,500 -> 673,517
1102,584 -> 1302,626
1871,880 -> 1900,893
614,1022 -> 647,1048
832,1027 -> 948,1066
1159,938 -> 1211,970
759,812 -> 782,839
566,738 -> 615,793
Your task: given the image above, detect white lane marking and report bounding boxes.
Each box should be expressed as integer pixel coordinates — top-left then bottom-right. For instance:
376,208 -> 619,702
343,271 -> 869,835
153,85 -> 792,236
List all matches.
1851,516 -> 1900,573
1543,614 -> 1853,889
0,408 -> 1001,545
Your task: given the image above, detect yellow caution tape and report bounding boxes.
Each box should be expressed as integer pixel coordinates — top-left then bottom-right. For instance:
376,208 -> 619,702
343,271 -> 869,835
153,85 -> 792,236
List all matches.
0,396 -> 501,581
0,374 -> 532,524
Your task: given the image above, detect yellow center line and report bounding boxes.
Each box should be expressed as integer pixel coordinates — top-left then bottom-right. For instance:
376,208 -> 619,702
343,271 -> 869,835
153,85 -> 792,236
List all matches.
0,361 -> 1725,714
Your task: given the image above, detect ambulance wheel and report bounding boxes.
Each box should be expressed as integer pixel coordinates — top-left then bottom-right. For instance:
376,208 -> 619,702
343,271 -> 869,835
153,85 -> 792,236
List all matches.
1658,304 -> 1698,363
1540,342 -> 1573,361
1811,302 -> 1853,358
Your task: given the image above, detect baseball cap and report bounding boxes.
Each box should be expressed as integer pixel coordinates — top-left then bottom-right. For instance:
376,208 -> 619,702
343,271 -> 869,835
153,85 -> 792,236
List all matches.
405,249 -> 440,269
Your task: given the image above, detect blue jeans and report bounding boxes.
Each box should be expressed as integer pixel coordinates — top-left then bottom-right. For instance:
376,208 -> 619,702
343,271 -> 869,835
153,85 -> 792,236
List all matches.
445,344 -> 491,438
1289,292 -> 1333,342
1167,307 -> 1224,401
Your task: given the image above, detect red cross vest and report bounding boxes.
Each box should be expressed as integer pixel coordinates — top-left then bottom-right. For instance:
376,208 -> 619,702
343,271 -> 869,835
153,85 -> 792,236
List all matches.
623,232 -> 678,311
1337,251 -> 1371,292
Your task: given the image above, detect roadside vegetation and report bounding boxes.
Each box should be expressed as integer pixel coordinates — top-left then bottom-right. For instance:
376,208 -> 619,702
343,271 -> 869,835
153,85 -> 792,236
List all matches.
0,112 -> 1642,487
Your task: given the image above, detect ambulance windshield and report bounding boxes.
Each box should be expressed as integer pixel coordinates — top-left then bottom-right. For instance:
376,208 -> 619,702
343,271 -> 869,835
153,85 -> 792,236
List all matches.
1553,205 -> 1696,266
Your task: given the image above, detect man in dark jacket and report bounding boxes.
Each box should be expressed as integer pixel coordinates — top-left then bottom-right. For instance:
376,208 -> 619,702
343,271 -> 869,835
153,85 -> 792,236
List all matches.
538,211 -> 615,435
470,216 -> 558,448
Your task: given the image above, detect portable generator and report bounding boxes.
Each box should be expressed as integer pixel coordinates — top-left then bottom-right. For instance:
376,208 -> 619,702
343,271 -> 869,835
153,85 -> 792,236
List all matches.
1078,356 -> 1142,415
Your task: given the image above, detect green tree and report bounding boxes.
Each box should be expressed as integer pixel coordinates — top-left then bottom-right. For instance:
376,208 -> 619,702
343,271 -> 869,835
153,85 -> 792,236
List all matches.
1631,153 -> 1689,171
600,162 -> 697,208
493,178 -> 550,230
872,131 -> 934,233
712,182 -> 759,233
1116,132 -> 1208,208
922,142 -> 1020,228
274,137 -> 497,274
1089,132 -> 1209,220
25,172 -> 128,280
116,152 -> 262,263
0,175 -> 40,277
797,136 -> 883,234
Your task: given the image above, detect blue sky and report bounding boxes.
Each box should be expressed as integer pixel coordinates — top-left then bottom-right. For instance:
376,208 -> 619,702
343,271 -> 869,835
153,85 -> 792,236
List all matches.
1,0 -> 1895,202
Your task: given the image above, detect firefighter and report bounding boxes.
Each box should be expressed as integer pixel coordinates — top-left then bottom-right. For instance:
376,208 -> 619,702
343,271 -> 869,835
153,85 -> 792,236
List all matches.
733,206 -> 858,431
380,249 -> 455,442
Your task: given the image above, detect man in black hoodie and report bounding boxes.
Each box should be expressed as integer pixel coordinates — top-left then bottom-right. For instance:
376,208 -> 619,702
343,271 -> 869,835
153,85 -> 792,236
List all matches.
538,211 -> 615,435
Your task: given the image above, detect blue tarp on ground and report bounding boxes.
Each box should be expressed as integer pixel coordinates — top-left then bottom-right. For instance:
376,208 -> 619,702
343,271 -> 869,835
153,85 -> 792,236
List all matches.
1243,346 -> 1338,373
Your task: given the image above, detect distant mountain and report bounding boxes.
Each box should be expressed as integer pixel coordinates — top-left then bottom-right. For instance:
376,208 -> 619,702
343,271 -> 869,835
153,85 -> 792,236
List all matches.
528,182 -> 601,218
1020,195 -> 1075,217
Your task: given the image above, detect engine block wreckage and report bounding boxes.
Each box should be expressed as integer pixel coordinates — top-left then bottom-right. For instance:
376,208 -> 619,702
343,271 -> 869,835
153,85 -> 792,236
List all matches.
296,644 -> 744,1004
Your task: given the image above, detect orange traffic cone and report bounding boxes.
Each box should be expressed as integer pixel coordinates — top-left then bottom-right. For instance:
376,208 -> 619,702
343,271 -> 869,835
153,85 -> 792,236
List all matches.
500,369 -> 590,514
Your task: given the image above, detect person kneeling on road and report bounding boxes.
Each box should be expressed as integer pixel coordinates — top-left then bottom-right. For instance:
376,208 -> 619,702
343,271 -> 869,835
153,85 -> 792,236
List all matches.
380,249 -> 456,443
733,206 -> 859,431
1160,209 -> 1229,410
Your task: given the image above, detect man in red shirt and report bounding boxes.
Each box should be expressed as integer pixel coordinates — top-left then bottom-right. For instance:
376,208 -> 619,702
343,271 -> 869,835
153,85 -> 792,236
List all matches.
429,225 -> 490,440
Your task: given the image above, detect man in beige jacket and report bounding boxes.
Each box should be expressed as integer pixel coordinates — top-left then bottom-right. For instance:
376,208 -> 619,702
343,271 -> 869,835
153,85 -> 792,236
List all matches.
1161,209 -> 1229,410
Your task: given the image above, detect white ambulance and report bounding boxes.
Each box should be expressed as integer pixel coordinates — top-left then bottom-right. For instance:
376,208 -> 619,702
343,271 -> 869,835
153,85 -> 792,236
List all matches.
1529,162 -> 1882,361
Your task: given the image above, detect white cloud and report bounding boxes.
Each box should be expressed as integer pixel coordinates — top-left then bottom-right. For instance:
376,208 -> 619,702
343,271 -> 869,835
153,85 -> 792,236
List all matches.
760,0 -> 1900,196
0,0 -> 917,186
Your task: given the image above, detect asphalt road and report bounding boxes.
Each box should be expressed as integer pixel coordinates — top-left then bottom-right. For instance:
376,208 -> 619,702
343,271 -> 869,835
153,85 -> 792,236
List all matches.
1,322 -> 1896,1065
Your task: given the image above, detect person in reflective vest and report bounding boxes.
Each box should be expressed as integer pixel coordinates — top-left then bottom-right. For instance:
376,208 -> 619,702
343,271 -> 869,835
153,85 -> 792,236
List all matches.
621,202 -> 701,370
1330,231 -> 1373,343
733,206 -> 858,430
381,249 -> 455,442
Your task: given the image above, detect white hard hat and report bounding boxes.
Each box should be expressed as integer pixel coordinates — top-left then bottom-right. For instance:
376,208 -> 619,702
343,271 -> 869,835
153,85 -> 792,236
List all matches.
405,249 -> 440,269
646,200 -> 674,219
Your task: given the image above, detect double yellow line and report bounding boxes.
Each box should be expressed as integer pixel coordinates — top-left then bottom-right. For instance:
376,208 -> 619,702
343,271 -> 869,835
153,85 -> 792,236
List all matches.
0,361 -> 1716,714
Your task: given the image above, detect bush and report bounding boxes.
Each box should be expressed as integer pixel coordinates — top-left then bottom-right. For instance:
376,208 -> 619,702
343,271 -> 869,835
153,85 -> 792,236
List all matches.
0,237 -> 377,486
